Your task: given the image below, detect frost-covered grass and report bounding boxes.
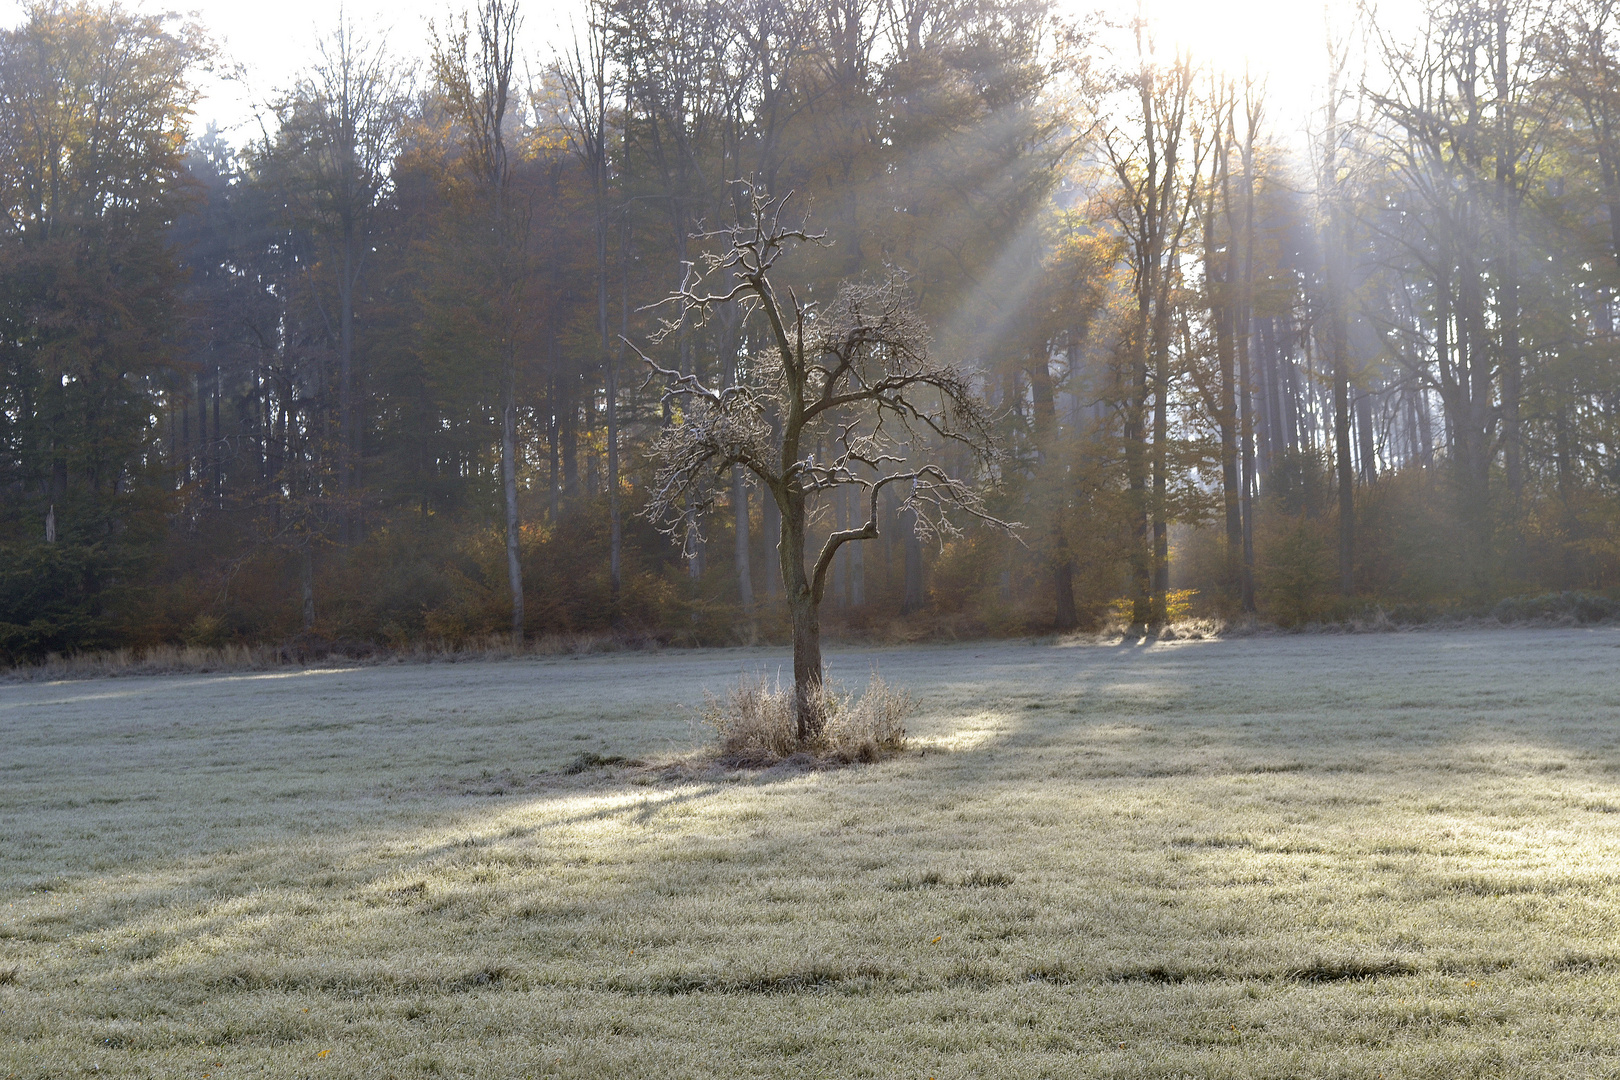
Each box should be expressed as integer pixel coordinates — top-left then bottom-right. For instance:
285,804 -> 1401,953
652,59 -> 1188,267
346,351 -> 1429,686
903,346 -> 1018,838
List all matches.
4,629 -> 1620,1078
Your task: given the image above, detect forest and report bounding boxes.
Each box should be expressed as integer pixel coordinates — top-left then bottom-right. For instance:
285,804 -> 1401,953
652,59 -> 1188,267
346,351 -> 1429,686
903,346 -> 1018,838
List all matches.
4,0 -> 1620,661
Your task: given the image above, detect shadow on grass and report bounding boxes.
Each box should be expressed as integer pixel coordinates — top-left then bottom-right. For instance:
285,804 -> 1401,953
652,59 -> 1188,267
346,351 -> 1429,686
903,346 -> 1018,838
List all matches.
10,626 -> 1620,1019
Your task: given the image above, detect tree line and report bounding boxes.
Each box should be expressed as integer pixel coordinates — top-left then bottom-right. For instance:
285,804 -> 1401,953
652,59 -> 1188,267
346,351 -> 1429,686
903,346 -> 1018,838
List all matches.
2,0 -> 1619,661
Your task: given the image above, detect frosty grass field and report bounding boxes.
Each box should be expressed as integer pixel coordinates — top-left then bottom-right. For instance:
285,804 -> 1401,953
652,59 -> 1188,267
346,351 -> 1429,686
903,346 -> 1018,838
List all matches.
4,628 -> 1620,1078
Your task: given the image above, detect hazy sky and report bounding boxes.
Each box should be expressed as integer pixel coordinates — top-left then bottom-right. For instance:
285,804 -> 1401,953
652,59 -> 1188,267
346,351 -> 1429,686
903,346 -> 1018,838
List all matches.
0,0 -> 1424,144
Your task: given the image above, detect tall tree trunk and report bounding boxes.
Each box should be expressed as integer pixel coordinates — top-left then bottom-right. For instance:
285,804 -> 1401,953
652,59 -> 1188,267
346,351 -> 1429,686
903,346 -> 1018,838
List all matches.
547,377 -> 559,522
720,286 -> 753,620
1495,0 -> 1523,541
832,484 -> 847,608
850,525 -> 865,608
502,361 -> 524,643
761,485 -> 780,599
338,234 -> 354,543
607,351 -> 622,618
1125,291 -> 1153,631
902,501 -> 924,615
1213,246 -> 1243,603
180,377 -> 191,487
1323,34 -> 1354,595
301,542 -> 316,631
1235,104 -> 1258,612
1356,391 -> 1377,482
1151,329 -> 1170,625
734,470 -> 754,615
559,365 -> 579,498
212,365 -> 222,505
605,214 -> 622,621
1029,353 -> 1077,630
1237,319 -> 1258,613
1332,329 -> 1354,595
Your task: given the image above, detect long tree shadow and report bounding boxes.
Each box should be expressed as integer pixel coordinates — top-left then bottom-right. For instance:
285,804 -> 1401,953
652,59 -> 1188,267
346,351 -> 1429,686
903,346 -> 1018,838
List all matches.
9,627 -> 1620,1036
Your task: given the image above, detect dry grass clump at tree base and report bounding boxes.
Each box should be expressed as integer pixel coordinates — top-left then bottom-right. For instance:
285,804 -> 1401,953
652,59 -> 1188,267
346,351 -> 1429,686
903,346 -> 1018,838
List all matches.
697,672 -> 912,765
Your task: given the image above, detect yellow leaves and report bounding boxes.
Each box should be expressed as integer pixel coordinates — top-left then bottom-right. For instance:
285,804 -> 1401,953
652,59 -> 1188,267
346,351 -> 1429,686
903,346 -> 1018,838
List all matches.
930,935 -> 942,944
317,1049 -> 331,1058
519,132 -> 570,160
1107,588 -> 1199,625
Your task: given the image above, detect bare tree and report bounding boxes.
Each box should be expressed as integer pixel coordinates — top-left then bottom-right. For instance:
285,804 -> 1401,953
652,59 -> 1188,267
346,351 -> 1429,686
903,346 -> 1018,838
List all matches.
1099,23 -> 1203,631
634,189 -> 1011,738
274,15 -> 407,541
1319,13 -> 1358,596
433,0 -> 526,642
560,1 -> 623,619
1363,0 -> 1555,591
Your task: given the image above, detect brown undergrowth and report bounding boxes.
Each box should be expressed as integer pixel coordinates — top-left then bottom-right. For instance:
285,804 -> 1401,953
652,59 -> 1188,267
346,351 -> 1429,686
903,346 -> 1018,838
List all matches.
0,631 -> 661,682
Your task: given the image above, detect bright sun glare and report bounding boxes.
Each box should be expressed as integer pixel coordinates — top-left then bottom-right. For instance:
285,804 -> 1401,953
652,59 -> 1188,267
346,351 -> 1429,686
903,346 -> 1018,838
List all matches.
1089,0 -> 1426,137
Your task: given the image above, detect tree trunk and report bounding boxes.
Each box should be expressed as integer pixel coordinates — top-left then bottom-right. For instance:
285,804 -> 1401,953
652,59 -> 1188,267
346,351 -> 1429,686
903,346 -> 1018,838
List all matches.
761,487 -> 780,599
850,527 -> 864,607
1235,118 -> 1258,613
778,488 -> 823,739
734,469 -> 754,615
1355,391 -> 1377,483
338,234 -> 354,543
1052,542 -> 1077,630
901,504 -> 924,615
832,485 -> 847,608
1237,321 -> 1258,613
211,365 -> 222,505
1214,255 -> 1243,604
1333,339 -> 1354,596
721,296 -> 754,619
1495,0 -> 1523,540
789,593 -> 823,739
1028,352 -> 1075,630
1125,316 -> 1152,631
610,202 -> 632,618
607,352 -> 622,620
301,542 -> 316,631
1151,308 -> 1171,626
559,367 -> 579,499
502,366 -> 524,643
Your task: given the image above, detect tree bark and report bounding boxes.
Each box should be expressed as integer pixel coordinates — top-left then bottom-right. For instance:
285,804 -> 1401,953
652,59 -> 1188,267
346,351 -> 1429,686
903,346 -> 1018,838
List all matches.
902,503 -> 924,615
734,470 -> 754,614
1028,352 -> 1077,630
338,232 -> 355,543
1355,391 -> 1377,482
1332,329 -> 1354,596
301,542 -> 316,631
832,483 -> 847,607
850,523 -> 864,607
502,365 -> 524,643
761,484 -> 780,599
777,486 -> 822,738
1235,112 -> 1258,613
789,591 -> 823,739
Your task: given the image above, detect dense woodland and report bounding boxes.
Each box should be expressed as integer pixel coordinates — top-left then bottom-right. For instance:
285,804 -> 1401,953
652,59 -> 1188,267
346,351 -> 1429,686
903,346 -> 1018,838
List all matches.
5,0 -> 1620,660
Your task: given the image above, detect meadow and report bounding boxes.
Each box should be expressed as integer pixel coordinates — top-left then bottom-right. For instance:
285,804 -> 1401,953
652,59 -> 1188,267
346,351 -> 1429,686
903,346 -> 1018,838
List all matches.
3,628 -> 1620,1078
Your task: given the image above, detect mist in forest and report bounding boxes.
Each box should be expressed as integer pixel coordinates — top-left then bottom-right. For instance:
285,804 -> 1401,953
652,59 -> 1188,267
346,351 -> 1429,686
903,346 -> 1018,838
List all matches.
1,0 -> 1616,662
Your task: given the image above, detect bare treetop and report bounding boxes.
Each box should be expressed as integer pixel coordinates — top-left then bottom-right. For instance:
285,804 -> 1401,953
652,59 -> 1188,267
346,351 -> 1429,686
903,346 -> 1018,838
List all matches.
632,186 -> 1012,736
